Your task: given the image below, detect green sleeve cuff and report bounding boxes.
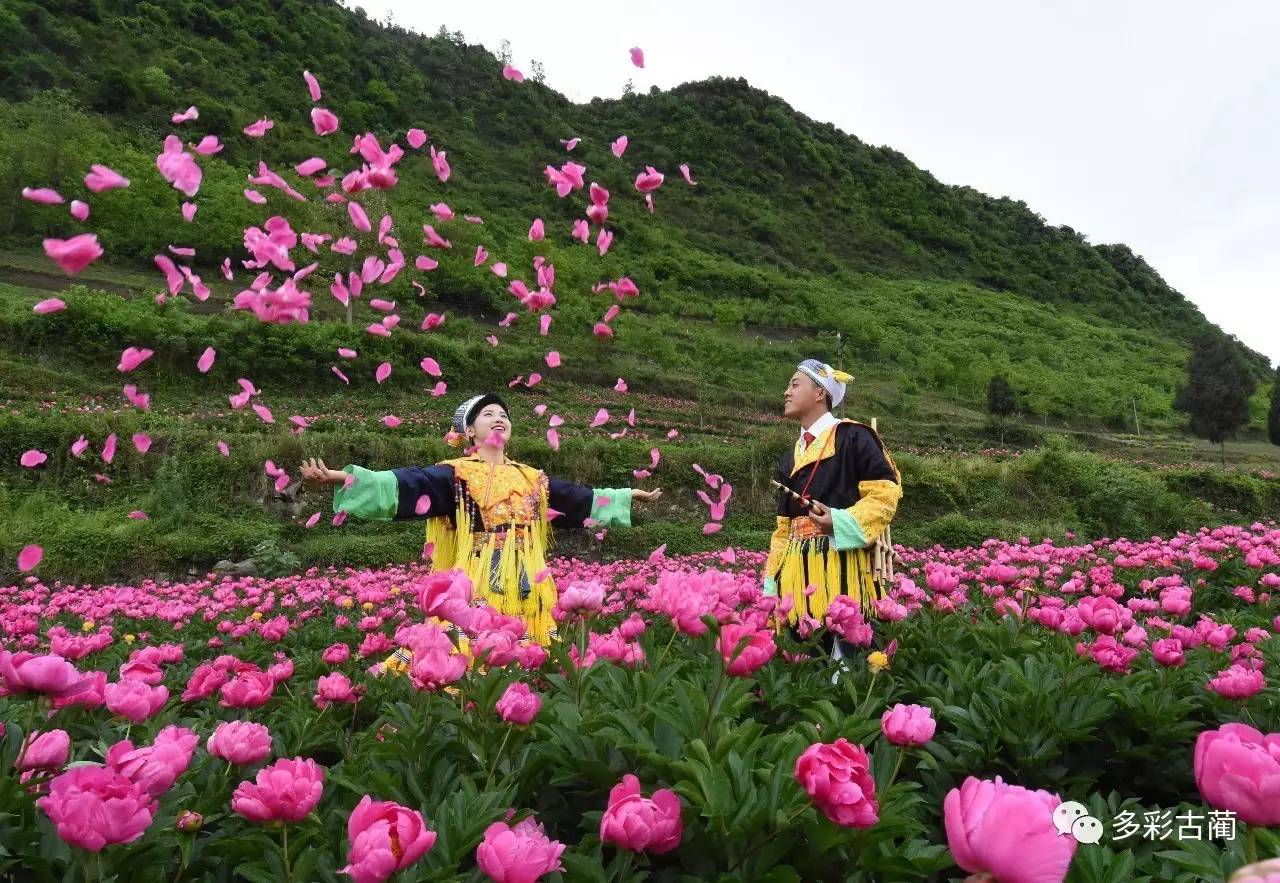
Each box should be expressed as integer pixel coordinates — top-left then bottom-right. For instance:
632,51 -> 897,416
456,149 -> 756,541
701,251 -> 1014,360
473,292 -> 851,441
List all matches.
763,576 -> 778,597
590,487 -> 633,528
333,465 -> 398,521
831,508 -> 870,551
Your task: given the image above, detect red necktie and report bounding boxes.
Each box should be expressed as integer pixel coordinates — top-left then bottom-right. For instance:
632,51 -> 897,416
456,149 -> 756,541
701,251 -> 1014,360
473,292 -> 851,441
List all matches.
802,431 -> 816,447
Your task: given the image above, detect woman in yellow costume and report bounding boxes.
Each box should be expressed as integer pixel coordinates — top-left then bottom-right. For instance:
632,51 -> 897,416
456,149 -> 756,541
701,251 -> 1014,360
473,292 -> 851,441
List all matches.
300,393 -> 661,647
763,360 -> 902,630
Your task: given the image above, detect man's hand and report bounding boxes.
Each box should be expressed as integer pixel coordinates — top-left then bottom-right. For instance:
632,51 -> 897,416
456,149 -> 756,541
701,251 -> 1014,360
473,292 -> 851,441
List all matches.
808,499 -> 835,535
632,487 -> 663,505
300,457 -> 345,486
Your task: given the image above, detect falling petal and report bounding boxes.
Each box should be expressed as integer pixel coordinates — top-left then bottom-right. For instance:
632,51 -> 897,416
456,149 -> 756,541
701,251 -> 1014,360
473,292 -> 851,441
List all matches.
43,234 -> 103,276
23,187 -> 64,204
303,69 -> 322,102
18,544 -> 43,572
197,347 -> 216,374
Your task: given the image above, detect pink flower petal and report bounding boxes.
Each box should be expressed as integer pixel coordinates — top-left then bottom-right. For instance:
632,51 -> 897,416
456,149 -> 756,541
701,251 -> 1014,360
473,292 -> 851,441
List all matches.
18,544 -> 43,572
197,347 -> 216,374
33,298 -> 66,315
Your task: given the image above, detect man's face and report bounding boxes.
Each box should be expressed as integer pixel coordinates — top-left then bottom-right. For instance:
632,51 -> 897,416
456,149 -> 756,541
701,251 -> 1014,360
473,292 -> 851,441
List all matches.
782,371 -> 824,420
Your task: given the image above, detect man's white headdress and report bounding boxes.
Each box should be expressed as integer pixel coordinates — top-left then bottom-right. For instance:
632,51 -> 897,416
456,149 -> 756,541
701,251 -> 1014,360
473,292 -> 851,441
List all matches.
797,359 -> 854,409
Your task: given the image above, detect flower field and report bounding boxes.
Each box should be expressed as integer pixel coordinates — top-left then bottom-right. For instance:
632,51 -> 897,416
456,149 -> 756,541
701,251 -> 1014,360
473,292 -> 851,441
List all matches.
2,523 -> 1279,882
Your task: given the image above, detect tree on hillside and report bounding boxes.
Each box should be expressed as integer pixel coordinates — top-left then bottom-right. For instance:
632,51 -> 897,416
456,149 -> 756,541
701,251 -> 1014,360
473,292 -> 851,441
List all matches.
1173,332 -> 1258,465
987,375 -> 1017,418
985,374 -> 1018,446
1268,366 -> 1280,446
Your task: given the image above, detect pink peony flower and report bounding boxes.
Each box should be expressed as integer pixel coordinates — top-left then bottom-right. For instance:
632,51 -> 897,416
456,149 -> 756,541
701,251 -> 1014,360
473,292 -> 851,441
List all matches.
37,766 -> 157,851
119,659 -> 164,685
182,663 -> 230,701
341,795 -> 437,883
0,651 -> 83,696
556,581 -> 605,616
408,644 -> 468,692
717,624 -> 776,677
315,672 -> 359,708
515,643 -> 548,670
105,725 -> 197,797
943,775 -> 1075,883
103,679 -> 168,723
599,774 -> 683,854
495,681 -> 542,725
1207,665 -> 1266,700
1229,858 -> 1280,883
16,729 -> 71,771
414,570 -> 473,624
232,757 -> 325,823
220,670 -> 276,708
1152,638 -> 1185,667
323,643 -> 352,665
1194,723 -> 1280,826
794,739 -> 879,828
476,816 -> 566,883
207,721 -> 273,766
881,704 -> 937,747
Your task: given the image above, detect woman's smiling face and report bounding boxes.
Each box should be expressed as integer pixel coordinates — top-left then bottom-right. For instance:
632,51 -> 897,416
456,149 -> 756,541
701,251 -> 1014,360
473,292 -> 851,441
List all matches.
469,403 -> 511,447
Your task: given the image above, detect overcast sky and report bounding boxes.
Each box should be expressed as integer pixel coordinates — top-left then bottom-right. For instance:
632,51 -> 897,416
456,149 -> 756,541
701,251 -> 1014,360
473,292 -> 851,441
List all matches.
360,0 -> 1279,367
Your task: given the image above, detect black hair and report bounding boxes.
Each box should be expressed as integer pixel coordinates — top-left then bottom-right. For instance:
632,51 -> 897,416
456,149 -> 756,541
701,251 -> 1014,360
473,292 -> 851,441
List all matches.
465,393 -> 509,427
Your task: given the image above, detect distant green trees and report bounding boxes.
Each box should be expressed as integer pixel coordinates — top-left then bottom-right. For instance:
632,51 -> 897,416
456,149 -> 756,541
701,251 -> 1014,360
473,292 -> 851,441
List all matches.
1268,366 -> 1280,446
986,375 -> 1017,417
1174,333 -> 1258,464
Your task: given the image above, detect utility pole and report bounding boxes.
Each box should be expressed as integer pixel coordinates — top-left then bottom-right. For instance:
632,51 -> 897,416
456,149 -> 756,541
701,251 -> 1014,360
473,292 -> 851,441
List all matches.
1131,397 -> 1141,436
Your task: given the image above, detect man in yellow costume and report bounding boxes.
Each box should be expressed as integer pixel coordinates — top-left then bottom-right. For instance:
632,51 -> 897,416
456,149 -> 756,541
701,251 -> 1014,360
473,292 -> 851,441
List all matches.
763,360 -> 902,629
300,393 -> 661,647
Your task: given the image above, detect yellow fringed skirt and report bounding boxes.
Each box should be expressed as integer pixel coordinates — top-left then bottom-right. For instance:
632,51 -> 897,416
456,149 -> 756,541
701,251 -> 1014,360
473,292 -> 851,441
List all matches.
776,539 -> 882,624
425,518 -> 558,645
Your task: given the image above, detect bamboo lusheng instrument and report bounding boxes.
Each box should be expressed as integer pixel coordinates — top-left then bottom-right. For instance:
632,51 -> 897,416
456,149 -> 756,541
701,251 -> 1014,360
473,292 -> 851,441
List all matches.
870,417 -> 900,589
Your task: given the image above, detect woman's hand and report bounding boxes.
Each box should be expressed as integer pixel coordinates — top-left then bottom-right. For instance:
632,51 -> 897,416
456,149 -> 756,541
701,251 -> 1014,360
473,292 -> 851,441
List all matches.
632,487 -> 663,505
300,457 -> 344,486
808,499 -> 835,535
